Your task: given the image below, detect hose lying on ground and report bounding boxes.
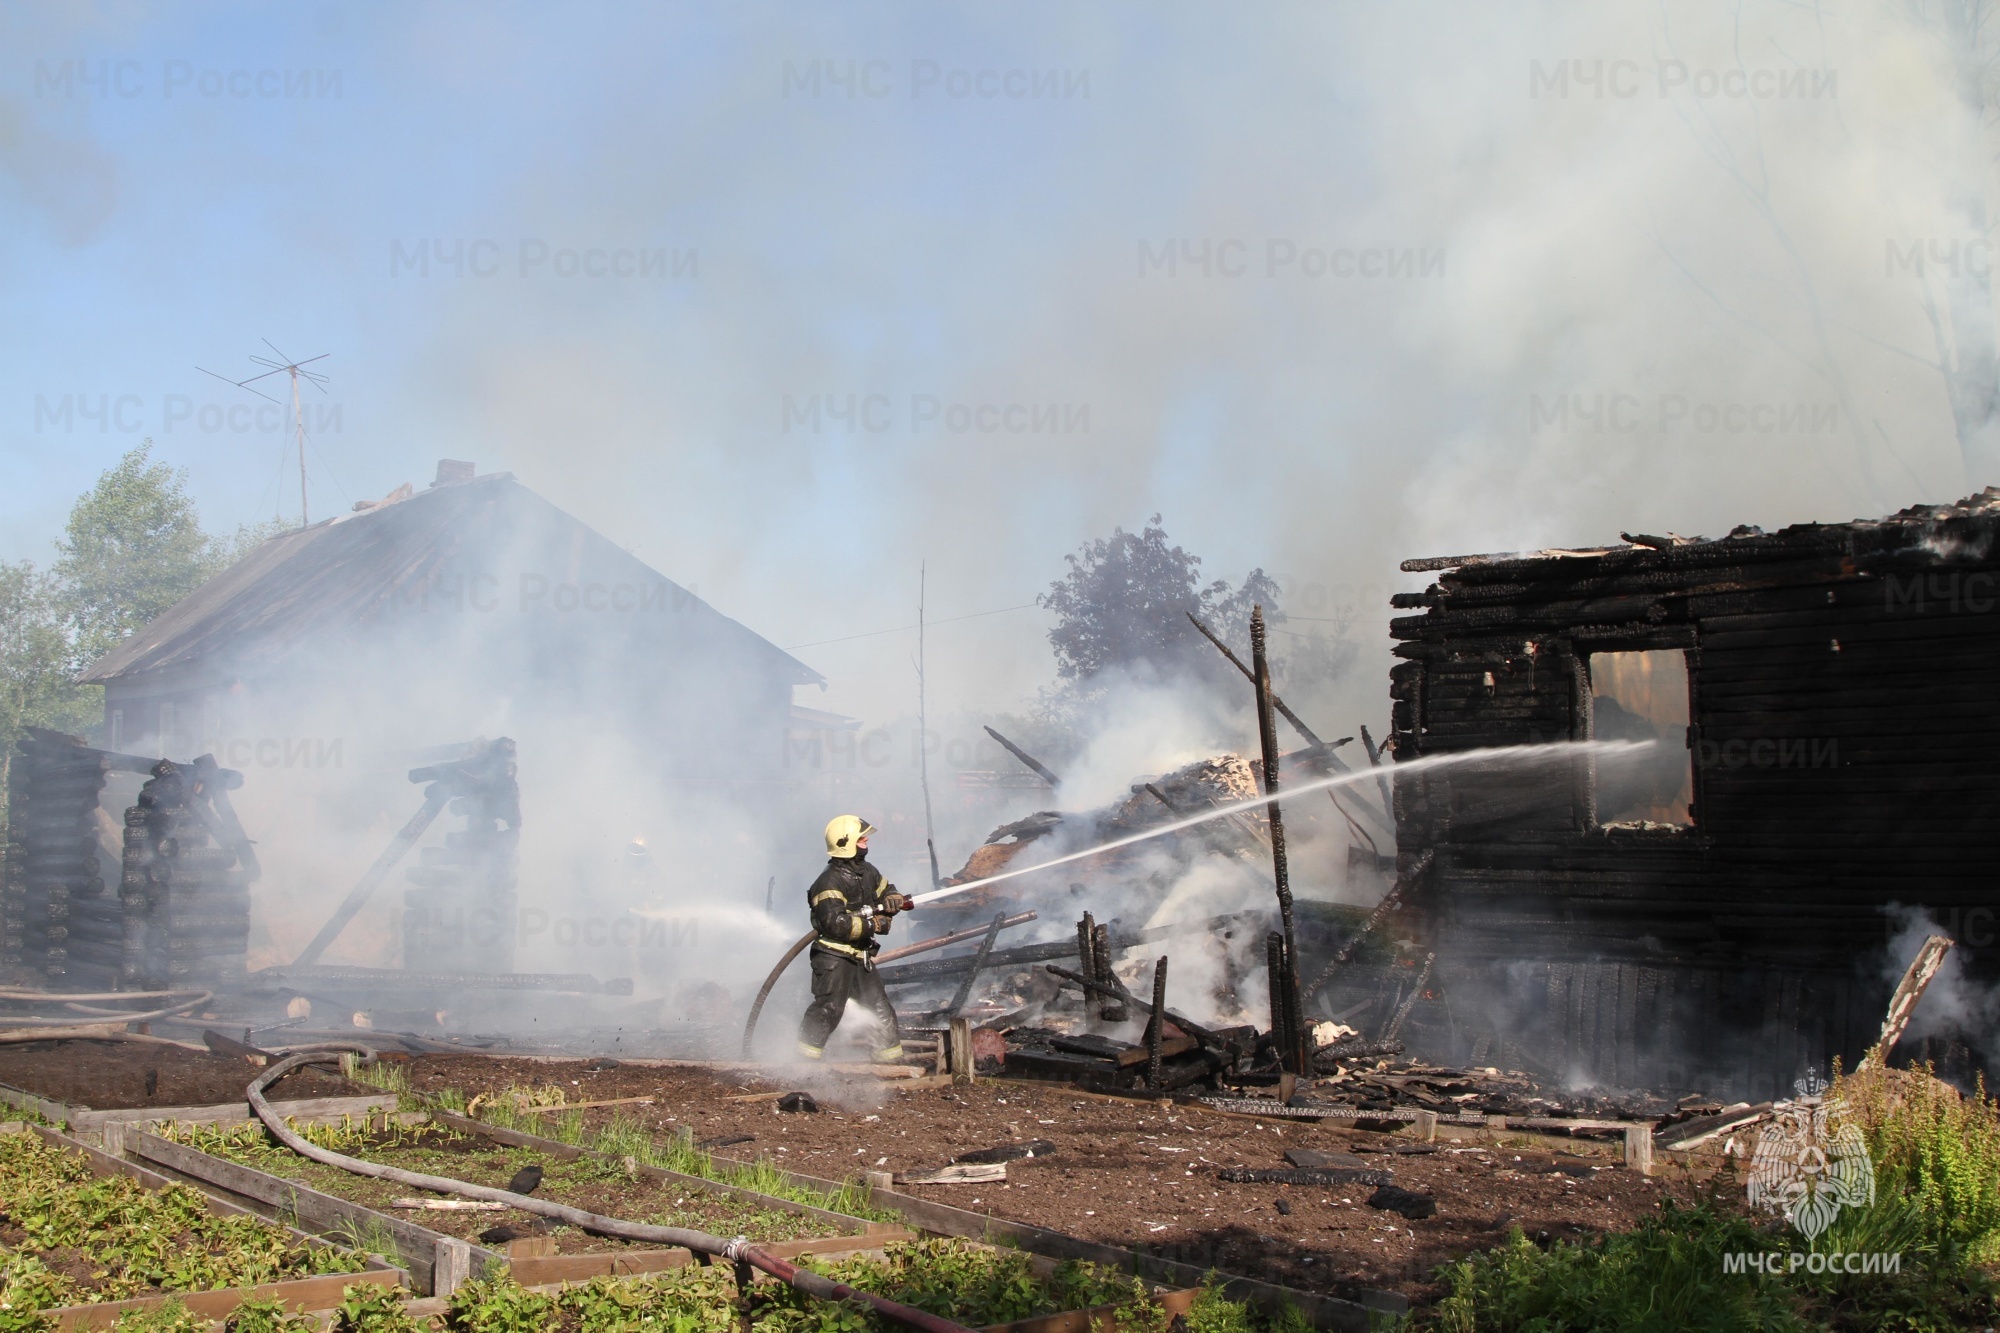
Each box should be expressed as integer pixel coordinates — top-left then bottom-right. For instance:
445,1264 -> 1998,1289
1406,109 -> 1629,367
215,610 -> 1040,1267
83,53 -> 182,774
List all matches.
0,1024 -> 208,1050
249,1050 -> 979,1333
0,988 -> 212,1029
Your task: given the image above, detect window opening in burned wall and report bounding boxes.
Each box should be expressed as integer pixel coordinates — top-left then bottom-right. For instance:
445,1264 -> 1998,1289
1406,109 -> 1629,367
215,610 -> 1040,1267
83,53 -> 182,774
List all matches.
1587,648 -> 1693,828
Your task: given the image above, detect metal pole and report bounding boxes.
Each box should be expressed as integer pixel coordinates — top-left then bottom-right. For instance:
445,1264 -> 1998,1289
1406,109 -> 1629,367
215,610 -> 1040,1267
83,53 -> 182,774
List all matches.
292,366 -> 308,528
918,562 -> 941,890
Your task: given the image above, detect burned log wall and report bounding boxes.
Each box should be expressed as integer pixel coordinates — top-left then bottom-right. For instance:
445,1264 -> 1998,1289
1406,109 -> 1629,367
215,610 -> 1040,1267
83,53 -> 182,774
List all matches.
1,729 -> 158,989
1388,498 -> 2000,1097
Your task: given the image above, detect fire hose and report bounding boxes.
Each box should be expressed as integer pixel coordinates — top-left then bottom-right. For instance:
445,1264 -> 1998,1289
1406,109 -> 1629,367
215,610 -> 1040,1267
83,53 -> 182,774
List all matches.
0,987 -> 215,1047
740,911 -> 1039,1058
249,1050 -> 978,1333
0,987 -> 212,1027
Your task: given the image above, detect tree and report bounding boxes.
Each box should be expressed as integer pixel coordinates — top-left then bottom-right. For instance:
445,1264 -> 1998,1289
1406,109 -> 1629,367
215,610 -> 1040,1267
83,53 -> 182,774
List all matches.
0,443 -> 272,799
51,441 -> 263,672
0,561 -> 97,747
1037,516 -> 1304,698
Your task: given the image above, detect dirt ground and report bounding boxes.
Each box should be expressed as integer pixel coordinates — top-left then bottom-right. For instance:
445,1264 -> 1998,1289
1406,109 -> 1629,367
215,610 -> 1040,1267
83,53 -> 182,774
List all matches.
0,1041 -> 362,1109
405,1054 -> 1739,1306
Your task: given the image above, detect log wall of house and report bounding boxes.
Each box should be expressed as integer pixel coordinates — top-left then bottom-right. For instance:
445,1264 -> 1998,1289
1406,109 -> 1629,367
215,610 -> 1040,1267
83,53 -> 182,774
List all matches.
1387,497 -> 2000,1096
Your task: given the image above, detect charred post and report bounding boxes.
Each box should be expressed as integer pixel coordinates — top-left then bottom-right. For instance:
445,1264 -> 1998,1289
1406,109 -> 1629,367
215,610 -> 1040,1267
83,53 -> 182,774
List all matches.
1092,921 -> 1126,1023
1146,955 -> 1168,1089
1251,606 -> 1307,1074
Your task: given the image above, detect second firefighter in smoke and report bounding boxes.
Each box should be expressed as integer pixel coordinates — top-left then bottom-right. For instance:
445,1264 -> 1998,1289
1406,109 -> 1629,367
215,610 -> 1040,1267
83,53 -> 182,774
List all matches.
796,815 -> 909,1062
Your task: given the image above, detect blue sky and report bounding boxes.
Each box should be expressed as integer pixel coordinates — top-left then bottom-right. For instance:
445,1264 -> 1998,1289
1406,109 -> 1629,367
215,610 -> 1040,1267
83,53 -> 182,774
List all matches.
1,2 -> 1978,723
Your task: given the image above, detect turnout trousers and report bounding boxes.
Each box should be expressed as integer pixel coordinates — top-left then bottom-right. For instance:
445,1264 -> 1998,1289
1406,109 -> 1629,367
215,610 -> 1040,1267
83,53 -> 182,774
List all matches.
796,945 -> 903,1061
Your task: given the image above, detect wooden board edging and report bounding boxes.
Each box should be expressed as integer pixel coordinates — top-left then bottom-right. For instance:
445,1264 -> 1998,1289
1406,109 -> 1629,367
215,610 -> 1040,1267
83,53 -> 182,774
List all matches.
502,1229 -> 918,1287
0,1078 -> 69,1123
44,1269 -> 403,1331
690,1150 -> 1408,1332
73,1091 -> 396,1130
29,1125 -> 404,1276
0,1078 -> 393,1131
122,1127 -> 498,1295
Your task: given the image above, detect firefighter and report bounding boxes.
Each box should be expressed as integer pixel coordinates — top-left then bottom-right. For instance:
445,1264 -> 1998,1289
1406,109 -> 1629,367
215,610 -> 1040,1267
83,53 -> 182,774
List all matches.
796,815 -> 910,1062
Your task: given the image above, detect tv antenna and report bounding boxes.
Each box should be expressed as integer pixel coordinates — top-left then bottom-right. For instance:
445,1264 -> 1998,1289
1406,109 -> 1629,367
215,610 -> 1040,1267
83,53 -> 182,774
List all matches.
199,341 -> 330,529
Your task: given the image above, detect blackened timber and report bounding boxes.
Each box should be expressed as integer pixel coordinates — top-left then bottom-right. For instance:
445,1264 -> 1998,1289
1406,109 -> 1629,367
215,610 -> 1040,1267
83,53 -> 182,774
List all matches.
1250,606 -> 1306,1074
1389,489 -> 2000,1096
982,726 -> 1061,789
874,911 -> 1258,986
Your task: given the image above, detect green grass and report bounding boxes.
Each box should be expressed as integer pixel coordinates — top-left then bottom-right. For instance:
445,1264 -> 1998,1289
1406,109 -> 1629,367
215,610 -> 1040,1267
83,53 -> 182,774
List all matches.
169,1118 -> 835,1245
439,1237 -> 1212,1333
1426,1196 -> 1998,1332
338,1055 -> 412,1106
1422,1062 -> 2000,1332
465,1089 -> 894,1222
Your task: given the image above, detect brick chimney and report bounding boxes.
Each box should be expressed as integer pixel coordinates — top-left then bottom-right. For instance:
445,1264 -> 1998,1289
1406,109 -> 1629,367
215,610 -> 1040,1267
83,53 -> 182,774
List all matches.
432,459 -> 476,487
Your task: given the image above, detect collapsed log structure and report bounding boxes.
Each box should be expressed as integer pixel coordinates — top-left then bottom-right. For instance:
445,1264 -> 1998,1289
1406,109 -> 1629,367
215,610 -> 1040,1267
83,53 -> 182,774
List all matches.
3,729 -> 255,992
121,755 -> 259,989
1386,490 -> 2000,1098
401,738 -> 521,975
3,729 -> 141,987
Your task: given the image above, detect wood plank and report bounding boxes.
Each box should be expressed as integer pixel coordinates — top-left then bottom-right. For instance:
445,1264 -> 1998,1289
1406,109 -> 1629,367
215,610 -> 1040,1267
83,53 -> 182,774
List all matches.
73,1093 -> 394,1130
0,1079 -> 71,1123
124,1128 -> 499,1294
503,1229 -> 918,1287
32,1125 -> 400,1272
47,1269 -> 405,1331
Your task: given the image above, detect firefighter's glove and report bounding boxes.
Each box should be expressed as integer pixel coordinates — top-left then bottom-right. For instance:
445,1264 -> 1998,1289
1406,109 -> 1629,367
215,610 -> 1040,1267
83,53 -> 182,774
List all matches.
880,890 -> 910,916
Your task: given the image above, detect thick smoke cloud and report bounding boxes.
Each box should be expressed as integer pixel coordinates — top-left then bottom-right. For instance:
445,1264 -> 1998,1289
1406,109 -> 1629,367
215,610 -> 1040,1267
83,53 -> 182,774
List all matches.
5,2 -> 1988,734
4,5 -> 1994,1044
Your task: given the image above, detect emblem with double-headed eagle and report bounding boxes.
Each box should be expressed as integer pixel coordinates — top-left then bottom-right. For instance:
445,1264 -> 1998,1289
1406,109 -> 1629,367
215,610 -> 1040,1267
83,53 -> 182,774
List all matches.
1747,1069 -> 1875,1240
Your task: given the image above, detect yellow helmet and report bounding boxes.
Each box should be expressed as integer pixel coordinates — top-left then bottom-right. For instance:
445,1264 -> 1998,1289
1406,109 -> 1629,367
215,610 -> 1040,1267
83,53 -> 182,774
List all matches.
824,814 -> 876,858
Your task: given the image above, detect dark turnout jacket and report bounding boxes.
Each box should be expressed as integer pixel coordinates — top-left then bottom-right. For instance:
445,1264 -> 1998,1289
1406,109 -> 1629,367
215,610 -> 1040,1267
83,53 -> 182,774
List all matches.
807,857 -> 895,959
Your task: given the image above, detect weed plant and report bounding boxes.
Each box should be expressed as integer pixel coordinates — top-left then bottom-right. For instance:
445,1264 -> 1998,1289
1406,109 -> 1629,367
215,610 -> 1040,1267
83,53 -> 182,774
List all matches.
104,1300 -> 209,1332
332,1282 -> 428,1332
1834,1058 -> 2000,1265
0,1130 -> 363,1327
466,1089 -> 892,1222
339,1055 -> 412,1105
224,1295 -> 319,1332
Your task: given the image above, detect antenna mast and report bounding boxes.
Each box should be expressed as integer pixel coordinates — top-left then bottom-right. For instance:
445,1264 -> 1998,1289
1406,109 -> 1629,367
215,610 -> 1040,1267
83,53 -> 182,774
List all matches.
199,340 -> 330,529
918,561 -> 942,890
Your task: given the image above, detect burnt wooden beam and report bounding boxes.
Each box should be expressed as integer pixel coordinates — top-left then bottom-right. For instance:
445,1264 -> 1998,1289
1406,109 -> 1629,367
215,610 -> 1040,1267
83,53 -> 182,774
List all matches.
983,726 -> 1060,788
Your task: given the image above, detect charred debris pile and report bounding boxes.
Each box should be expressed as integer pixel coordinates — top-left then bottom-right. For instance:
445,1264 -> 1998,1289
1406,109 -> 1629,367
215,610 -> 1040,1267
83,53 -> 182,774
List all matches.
3,727 -> 257,992
875,610 -> 1673,1126
3,730 -> 633,1043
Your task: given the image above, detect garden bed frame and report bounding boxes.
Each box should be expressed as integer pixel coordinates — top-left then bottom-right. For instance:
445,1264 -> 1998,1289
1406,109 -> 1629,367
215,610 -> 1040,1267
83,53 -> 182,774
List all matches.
10,1122 -> 406,1331
427,1104 -> 1409,1331
0,1075 -> 394,1132
105,1109 -> 908,1295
